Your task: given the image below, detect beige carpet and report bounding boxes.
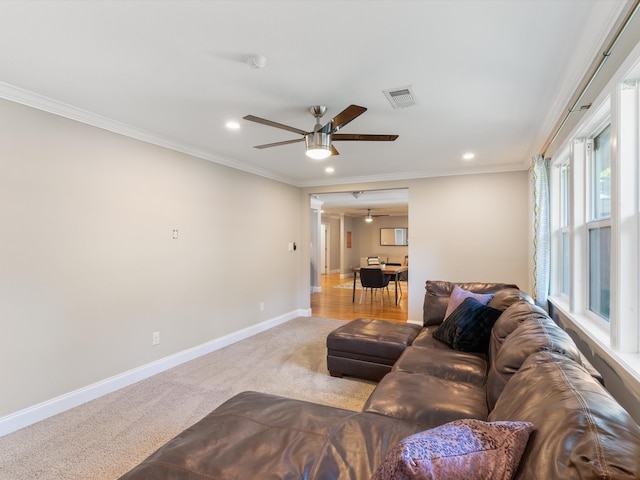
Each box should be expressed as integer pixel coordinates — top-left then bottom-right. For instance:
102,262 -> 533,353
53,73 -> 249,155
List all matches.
0,317 -> 376,480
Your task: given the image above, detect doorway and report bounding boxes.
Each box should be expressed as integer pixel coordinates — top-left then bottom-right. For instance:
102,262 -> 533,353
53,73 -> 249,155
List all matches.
309,188 -> 409,321
320,223 -> 330,275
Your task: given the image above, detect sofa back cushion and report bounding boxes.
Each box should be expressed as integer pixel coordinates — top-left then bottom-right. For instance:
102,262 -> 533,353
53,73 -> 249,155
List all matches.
488,301 -> 549,362
422,281 -> 522,326
487,287 -> 533,311
488,351 -> 640,479
486,314 -> 582,410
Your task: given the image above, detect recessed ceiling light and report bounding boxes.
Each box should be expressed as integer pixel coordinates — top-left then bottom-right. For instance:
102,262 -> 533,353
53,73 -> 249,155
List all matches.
226,121 -> 240,129
325,166 -> 335,173
463,152 -> 475,160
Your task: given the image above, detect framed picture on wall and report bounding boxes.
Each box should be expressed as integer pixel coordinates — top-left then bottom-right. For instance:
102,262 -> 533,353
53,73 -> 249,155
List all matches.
346,231 -> 352,248
380,228 -> 408,246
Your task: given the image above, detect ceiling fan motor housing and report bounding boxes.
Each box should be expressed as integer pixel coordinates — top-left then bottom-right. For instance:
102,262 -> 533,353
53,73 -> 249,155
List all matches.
309,105 -> 327,118
305,130 -> 331,156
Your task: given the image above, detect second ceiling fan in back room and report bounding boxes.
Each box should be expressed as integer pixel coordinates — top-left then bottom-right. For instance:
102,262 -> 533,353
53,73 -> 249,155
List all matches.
243,105 -> 398,160
364,209 -> 389,223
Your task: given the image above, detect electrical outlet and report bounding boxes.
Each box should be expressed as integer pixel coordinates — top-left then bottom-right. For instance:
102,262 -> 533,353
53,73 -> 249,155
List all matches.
152,331 -> 160,345
259,302 -> 265,312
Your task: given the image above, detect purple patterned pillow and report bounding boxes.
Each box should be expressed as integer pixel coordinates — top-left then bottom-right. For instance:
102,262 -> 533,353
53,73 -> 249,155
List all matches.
444,286 -> 493,320
371,419 -> 533,480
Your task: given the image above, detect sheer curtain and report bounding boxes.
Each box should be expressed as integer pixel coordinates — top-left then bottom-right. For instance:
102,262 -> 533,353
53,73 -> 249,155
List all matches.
530,155 -> 550,308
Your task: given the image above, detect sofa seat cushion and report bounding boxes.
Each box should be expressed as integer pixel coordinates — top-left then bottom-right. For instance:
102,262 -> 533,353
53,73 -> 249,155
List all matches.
363,371 -> 488,428
393,346 -> 488,386
411,326 -> 486,359
118,391 -> 424,480
488,352 -> 640,480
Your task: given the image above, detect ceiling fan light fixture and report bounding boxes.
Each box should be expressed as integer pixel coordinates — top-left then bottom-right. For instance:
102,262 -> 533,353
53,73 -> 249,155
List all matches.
305,131 -> 332,160
365,209 -> 373,222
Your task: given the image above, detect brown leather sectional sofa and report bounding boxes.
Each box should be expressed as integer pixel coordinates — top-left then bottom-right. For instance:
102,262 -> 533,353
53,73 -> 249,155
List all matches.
119,281 -> 640,479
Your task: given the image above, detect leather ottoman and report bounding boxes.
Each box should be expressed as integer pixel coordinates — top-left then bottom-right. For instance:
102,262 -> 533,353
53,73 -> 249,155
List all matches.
326,318 -> 421,381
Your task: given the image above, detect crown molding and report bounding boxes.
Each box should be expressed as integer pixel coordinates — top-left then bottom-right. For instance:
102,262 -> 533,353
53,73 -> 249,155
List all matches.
0,81 -> 530,189
0,81 -> 298,185
299,163 -> 529,188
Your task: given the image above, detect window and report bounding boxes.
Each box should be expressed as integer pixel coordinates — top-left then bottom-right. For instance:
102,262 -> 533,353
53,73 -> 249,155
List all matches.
587,126 -> 611,321
559,164 -> 570,295
549,37 -> 640,376
591,125 -> 611,220
588,225 -> 611,319
550,56 -> 640,346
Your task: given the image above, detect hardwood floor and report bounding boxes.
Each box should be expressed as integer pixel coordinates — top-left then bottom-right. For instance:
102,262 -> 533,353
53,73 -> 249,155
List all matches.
310,273 -> 408,323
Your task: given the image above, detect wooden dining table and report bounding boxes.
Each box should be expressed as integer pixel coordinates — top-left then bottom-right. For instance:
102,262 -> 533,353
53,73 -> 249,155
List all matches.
352,265 -> 408,305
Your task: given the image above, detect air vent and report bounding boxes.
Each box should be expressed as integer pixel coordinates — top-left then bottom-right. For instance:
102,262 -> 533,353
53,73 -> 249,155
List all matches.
383,85 -> 417,109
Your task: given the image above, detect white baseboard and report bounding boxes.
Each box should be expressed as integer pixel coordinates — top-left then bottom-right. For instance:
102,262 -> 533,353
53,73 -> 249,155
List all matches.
0,309 -> 310,437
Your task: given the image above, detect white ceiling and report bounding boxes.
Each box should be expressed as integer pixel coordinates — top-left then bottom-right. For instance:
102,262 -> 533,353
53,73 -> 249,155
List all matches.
315,189 -> 409,217
0,1 -> 629,187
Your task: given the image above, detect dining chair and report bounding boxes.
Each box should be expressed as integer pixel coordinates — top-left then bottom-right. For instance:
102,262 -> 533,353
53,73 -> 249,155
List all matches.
359,267 -> 391,305
399,255 -> 408,281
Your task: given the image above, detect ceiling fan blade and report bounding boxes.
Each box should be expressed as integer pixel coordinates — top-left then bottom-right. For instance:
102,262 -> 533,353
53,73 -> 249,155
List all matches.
328,105 -> 367,133
330,144 -> 340,156
243,115 -> 309,136
253,138 -> 305,149
333,133 -> 399,141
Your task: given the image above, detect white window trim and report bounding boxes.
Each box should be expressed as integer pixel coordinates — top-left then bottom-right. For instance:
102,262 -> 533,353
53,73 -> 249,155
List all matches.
550,154 -> 571,300
549,297 -> 640,385
612,78 -> 639,353
549,39 -> 640,382
585,126 -> 613,322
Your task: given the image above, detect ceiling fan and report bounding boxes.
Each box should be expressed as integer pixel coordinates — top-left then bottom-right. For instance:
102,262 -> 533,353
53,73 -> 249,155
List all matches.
364,209 -> 389,223
243,105 -> 398,160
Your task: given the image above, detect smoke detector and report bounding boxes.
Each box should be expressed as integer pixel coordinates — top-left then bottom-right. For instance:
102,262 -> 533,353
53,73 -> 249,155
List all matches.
383,85 -> 417,109
246,54 -> 267,69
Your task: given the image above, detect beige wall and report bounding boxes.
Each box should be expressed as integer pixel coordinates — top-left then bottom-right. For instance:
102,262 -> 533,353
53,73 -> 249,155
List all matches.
352,215 -> 408,266
320,214 -> 409,273
1,95 -> 530,425
0,98 -> 304,418
405,172 -> 530,321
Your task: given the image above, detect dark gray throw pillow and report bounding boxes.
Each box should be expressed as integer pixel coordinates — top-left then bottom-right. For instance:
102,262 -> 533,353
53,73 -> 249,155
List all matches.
433,297 -> 503,352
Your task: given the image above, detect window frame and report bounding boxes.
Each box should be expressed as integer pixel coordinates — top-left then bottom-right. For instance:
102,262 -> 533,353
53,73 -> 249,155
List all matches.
549,44 -> 640,365
551,155 -> 571,299
585,125 -> 612,322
